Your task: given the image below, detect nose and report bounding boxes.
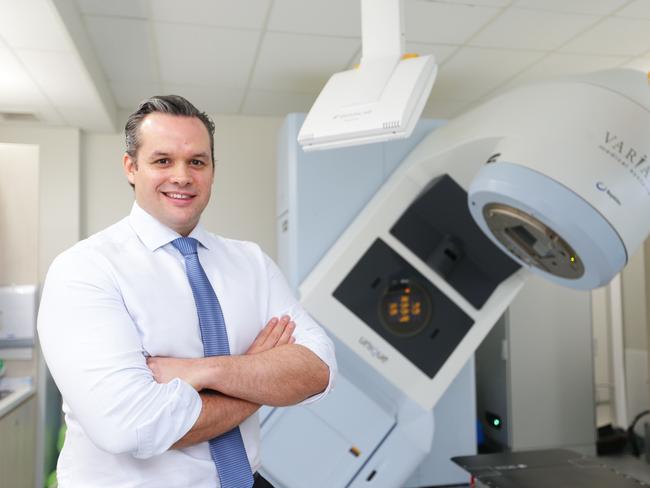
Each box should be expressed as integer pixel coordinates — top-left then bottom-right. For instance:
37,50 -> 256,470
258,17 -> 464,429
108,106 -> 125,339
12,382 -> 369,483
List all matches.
169,162 -> 192,186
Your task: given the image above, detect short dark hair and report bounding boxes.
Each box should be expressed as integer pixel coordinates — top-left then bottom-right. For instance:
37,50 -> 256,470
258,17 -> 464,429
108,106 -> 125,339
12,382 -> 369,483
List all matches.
124,95 -> 216,163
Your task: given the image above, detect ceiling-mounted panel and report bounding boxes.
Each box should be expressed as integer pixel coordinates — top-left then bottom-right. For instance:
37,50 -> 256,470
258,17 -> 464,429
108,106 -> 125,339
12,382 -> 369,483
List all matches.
269,0 -> 361,37
251,32 -> 359,93
155,23 -> 260,87
151,0 -> 271,29
85,16 -> 158,83
470,8 -> 599,51
405,0 -> 502,45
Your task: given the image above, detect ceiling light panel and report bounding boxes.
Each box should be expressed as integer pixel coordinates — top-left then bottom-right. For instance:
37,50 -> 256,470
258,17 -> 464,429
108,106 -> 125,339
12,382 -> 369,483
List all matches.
250,32 -> 359,93
151,0 -> 270,29
405,0 -> 503,44
470,8 -> 599,51
155,23 -> 260,87
84,16 -> 158,83
268,0 -> 361,37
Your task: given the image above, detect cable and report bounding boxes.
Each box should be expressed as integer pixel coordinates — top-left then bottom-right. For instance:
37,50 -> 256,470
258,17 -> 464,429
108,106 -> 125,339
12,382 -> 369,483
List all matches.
627,410 -> 650,457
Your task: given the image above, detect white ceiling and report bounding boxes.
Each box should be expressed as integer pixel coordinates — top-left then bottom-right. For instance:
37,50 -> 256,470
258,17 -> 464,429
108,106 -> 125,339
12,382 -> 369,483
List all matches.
0,0 -> 649,131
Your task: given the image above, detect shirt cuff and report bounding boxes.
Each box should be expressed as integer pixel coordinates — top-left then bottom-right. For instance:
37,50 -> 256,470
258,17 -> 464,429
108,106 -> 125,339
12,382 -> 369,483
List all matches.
294,343 -> 338,406
134,379 -> 202,459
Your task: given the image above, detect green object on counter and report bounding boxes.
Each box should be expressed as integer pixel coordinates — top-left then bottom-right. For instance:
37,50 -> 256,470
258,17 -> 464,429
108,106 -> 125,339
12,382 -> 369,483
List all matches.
0,359 -> 5,377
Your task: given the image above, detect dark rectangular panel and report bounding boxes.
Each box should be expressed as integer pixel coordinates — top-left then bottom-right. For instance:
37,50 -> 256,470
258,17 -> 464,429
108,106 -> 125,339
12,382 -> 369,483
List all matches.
333,239 -> 474,379
390,174 -> 520,309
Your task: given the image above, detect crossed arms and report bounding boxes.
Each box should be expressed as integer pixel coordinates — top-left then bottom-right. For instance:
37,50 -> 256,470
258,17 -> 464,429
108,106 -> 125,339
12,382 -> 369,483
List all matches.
38,247 -> 335,458
147,315 -> 330,448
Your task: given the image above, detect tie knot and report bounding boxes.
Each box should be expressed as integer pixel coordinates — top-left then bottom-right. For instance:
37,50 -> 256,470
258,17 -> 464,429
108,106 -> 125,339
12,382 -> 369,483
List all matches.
172,237 -> 199,256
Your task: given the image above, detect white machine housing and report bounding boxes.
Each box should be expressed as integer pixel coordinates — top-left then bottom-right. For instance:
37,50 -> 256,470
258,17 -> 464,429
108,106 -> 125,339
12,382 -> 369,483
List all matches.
468,70 -> 650,289
298,0 -> 437,151
300,69 -> 650,411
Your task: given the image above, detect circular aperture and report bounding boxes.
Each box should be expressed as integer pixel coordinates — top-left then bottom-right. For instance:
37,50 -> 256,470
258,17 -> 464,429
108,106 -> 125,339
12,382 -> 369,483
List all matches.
483,203 -> 585,280
379,278 -> 432,337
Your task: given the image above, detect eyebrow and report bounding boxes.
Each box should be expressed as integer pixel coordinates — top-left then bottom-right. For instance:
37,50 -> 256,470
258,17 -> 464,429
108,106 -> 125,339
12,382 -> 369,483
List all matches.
149,151 -> 210,159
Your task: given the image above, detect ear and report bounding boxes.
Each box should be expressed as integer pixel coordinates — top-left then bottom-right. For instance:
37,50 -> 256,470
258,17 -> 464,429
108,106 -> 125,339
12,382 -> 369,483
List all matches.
123,153 -> 137,186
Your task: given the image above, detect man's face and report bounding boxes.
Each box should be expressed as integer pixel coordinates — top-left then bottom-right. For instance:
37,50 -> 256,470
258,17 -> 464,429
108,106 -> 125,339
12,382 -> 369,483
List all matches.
123,113 -> 214,236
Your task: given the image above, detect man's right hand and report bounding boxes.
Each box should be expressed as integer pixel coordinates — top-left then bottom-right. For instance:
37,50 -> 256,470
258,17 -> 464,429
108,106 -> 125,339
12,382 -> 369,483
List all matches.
246,315 -> 295,355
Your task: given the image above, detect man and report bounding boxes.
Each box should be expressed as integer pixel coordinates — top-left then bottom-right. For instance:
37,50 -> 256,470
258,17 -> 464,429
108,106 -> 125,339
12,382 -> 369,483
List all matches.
38,95 -> 336,488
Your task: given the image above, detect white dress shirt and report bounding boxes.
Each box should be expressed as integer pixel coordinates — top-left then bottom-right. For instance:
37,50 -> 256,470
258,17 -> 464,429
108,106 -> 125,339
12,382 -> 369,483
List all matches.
38,202 -> 337,488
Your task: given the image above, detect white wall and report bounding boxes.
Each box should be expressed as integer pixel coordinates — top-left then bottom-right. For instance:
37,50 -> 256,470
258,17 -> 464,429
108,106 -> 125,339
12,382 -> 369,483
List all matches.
621,246 -> 650,429
0,143 -> 39,286
0,123 -> 81,488
592,240 -> 650,431
82,113 -> 283,259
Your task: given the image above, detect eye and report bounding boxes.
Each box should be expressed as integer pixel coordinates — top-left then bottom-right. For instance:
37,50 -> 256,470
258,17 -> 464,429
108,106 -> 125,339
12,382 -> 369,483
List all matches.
190,159 -> 206,167
155,158 -> 170,165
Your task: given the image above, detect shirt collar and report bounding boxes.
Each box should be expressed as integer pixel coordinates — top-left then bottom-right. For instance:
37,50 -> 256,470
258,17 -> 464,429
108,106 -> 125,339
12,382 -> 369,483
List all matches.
129,201 -> 211,251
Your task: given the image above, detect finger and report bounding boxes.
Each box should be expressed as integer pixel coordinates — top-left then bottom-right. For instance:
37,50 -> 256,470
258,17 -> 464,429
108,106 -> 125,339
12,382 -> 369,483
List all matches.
267,315 -> 289,348
252,317 -> 279,349
277,320 -> 295,346
266,316 -> 279,329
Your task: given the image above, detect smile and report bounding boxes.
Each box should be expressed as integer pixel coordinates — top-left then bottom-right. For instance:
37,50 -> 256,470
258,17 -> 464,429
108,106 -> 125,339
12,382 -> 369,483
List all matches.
163,192 -> 194,200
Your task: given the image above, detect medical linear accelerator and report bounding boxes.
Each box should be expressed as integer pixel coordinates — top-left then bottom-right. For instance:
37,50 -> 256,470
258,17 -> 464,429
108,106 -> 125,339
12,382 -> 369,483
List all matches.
258,69 -> 650,488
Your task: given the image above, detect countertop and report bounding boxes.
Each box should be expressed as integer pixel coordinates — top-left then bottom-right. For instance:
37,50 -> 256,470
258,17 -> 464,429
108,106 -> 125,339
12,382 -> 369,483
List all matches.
0,383 -> 36,418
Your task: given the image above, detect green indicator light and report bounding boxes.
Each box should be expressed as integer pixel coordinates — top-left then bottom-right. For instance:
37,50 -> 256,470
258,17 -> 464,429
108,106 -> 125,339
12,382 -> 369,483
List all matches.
493,419 -> 501,427
570,256 -> 576,263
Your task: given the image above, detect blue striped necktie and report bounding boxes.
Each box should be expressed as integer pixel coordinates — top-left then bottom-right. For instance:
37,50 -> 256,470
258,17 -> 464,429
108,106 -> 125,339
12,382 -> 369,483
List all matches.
172,237 -> 254,488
